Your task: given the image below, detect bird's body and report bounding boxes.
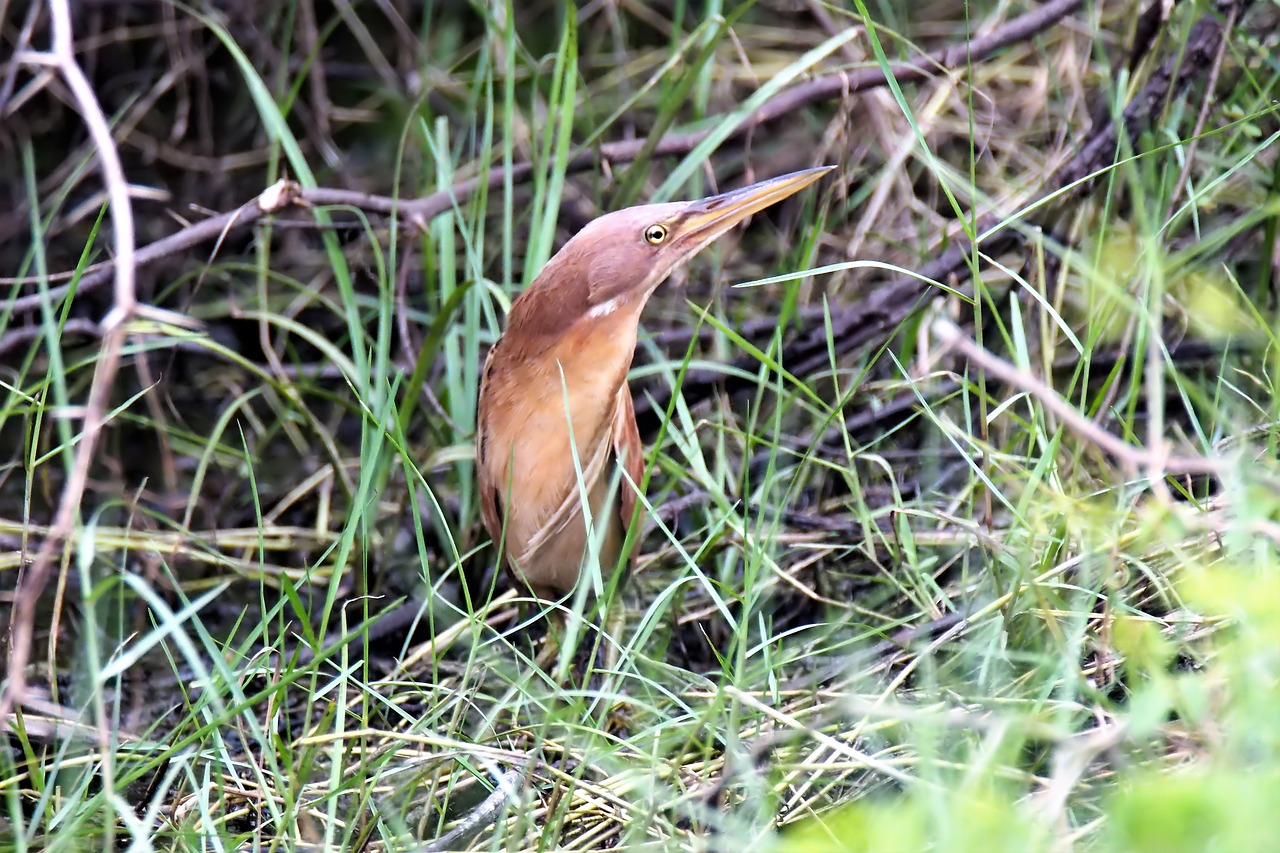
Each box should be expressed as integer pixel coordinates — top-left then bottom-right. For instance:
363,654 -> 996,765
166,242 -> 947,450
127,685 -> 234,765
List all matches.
476,167 -> 832,601
477,288 -> 642,597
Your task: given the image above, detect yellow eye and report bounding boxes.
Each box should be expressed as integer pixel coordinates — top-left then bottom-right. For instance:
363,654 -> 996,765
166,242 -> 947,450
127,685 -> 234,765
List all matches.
644,224 -> 668,245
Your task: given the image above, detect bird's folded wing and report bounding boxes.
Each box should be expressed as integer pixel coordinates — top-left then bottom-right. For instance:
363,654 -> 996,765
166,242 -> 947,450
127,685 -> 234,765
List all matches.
611,386 -> 643,569
516,415 -> 616,569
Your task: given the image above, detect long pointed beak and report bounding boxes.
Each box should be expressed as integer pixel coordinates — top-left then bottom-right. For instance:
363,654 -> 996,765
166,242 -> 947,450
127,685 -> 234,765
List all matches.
673,165 -> 835,246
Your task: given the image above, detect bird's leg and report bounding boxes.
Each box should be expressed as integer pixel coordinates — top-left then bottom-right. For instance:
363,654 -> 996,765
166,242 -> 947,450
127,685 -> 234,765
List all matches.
570,606 -> 611,683
533,608 -> 566,673
516,594 -> 597,678
601,602 -> 625,674
583,598 -> 636,738
549,607 -> 600,685
536,599 -> 609,686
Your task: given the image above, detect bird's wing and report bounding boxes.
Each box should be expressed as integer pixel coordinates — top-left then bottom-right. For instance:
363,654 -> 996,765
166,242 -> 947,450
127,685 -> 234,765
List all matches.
611,385 -> 643,569
517,416 -> 615,568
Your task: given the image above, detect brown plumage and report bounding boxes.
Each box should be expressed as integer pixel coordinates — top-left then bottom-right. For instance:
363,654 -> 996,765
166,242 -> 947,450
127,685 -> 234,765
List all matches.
476,167 -> 833,601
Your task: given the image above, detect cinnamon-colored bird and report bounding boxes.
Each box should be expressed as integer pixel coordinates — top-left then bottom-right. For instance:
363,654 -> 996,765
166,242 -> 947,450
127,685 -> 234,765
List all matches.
476,166 -> 833,601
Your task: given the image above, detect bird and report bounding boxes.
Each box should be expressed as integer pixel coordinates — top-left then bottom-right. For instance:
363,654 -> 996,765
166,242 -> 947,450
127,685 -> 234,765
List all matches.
475,166 -> 834,607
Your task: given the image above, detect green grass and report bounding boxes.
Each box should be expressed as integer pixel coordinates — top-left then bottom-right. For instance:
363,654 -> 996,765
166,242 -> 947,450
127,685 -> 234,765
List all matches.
2,1 -> 1279,851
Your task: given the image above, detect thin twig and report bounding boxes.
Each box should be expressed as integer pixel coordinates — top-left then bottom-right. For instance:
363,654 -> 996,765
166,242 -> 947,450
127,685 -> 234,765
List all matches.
0,318 -> 100,356
2,0 -> 139,726
929,316 -> 1224,478
414,753 -> 538,853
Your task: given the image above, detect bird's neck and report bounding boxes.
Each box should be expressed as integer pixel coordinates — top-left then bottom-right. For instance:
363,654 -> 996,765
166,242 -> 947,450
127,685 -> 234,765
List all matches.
540,304 -> 641,390
490,279 -> 644,416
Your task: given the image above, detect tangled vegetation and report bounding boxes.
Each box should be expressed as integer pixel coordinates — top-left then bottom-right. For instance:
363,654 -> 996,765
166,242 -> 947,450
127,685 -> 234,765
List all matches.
2,0 -> 1279,850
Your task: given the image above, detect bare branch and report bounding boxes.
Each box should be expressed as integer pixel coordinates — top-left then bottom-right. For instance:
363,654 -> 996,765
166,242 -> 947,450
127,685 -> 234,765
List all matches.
1052,0 -> 1259,198
0,0 -> 1082,315
2,0 -> 140,726
415,754 -> 537,853
929,316 -> 1225,478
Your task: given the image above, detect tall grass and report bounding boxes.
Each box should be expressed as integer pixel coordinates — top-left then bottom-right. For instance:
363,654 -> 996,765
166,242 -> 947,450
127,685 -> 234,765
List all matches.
2,1 -> 1278,851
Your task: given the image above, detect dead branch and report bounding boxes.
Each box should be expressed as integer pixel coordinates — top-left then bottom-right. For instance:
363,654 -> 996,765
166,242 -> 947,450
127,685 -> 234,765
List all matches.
1053,0 -> 1258,196
415,753 -> 537,853
1,0 -> 142,725
928,316 -> 1225,478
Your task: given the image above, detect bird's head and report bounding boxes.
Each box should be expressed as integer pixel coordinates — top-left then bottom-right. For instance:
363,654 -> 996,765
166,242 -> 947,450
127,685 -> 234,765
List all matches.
507,166 -> 835,342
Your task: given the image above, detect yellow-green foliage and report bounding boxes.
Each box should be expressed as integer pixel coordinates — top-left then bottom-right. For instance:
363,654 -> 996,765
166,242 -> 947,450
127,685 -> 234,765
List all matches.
1069,222 -> 1256,343
1109,769 -> 1280,852
775,789 -> 1051,853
